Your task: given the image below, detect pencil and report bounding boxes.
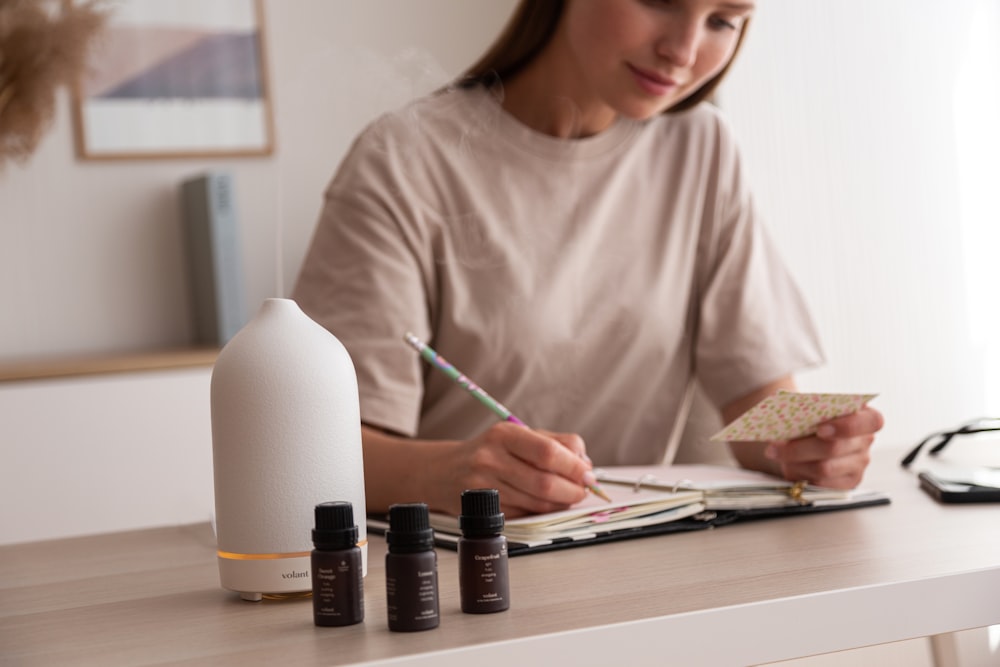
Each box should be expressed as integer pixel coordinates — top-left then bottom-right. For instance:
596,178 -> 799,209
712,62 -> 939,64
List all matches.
403,332 -> 612,503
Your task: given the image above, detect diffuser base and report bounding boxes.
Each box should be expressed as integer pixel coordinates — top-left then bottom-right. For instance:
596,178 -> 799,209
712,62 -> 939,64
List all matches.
217,553 -> 311,599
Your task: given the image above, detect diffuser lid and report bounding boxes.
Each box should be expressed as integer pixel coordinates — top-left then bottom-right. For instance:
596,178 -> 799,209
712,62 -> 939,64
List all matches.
313,502 -> 358,550
459,488 -> 505,536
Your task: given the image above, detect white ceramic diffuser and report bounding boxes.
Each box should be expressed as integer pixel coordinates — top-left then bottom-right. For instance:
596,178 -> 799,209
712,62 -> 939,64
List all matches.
210,298 -> 367,601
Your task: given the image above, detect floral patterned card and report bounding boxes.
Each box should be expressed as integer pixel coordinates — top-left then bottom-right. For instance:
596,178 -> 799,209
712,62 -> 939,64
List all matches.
710,390 -> 878,443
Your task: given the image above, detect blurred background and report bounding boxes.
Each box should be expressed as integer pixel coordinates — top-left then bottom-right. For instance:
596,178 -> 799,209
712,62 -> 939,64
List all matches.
1,0 -> 997,536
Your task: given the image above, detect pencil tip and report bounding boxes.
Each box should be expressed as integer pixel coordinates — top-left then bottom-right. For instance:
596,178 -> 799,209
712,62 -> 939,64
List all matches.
591,485 -> 613,503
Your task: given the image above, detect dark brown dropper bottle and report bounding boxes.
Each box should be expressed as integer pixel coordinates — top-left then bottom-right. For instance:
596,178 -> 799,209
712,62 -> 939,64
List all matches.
311,501 -> 364,627
458,488 -> 510,613
385,503 -> 440,632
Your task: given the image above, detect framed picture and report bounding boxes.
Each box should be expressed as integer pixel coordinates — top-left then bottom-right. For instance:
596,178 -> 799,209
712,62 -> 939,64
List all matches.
72,0 -> 273,159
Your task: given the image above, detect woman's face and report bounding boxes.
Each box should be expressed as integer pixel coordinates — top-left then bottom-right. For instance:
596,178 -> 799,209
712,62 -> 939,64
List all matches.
558,0 -> 754,121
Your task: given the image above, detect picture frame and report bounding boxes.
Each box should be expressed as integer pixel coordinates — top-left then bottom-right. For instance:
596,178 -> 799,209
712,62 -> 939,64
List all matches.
72,0 -> 274,160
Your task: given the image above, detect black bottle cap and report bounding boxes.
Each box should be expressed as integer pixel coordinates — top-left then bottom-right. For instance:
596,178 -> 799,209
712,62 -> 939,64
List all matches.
386,503 -> 435,553
459,489 -> 505,537
313,501 -> 358,550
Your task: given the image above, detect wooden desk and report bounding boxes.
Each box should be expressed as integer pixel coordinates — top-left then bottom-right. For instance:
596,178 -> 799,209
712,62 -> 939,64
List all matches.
2,446 -> 999,666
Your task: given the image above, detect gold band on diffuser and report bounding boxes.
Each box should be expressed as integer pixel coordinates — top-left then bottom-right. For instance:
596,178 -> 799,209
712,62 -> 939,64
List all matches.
217,539 -> 368,561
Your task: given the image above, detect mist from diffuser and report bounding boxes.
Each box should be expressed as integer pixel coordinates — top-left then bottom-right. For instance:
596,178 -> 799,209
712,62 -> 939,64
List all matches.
210,298 -> 367,601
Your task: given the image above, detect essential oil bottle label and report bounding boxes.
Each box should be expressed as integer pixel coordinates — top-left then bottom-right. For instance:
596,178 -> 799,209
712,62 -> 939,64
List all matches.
312,549 -> 364,626
458,537 -> 510,613
385,552 -> 439,631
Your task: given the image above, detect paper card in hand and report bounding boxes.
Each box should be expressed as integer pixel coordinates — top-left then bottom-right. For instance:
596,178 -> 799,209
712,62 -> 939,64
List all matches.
710,390 -> 877,442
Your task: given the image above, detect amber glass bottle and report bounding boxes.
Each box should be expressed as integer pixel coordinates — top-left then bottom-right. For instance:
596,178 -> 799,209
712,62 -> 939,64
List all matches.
311,501 -> 364,627
385,503 -> 440,631
458,489 -> 510,613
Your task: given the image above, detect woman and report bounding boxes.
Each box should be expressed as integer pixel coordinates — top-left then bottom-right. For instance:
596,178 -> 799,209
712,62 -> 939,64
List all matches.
293,0 -> 884,517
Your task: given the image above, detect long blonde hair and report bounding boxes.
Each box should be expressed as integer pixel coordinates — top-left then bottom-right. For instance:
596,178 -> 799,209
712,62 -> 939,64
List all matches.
460,0 -> 749,113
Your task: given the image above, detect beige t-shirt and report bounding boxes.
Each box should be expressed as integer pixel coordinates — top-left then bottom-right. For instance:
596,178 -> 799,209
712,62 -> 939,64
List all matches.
293,85 -> 824,465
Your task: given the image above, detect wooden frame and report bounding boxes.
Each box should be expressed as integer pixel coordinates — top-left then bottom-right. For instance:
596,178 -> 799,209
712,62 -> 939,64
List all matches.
72,0 -> 273,160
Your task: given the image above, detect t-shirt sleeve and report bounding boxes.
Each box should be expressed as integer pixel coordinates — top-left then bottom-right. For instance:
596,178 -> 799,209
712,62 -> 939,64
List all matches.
694,113 -> 825,409
291,122 -> 434,437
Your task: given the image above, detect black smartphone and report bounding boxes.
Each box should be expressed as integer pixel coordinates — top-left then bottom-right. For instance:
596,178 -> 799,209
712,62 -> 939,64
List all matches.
918,471 -> 1000,503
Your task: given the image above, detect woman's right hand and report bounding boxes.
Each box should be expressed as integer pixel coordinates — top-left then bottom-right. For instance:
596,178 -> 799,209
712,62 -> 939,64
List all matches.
361,422 -> 596,518
439,422 -> 596,517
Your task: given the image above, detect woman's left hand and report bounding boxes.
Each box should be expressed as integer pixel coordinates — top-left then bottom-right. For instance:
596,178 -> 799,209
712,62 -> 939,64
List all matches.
764,406 -> 885,489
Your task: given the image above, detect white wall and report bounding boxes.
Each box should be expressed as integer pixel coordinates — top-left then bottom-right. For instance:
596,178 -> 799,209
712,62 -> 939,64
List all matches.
719,0 -> 1000,449
0,0 -> 519,362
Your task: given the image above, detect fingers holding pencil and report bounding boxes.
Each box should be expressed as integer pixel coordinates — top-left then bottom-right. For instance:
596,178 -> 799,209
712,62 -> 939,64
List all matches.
537,429 -> 612,502
403,331 -> 612,504
455,422 -> 598,517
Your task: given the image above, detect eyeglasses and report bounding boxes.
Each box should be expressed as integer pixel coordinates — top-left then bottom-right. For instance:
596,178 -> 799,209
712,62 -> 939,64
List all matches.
900,417 -> 1000,468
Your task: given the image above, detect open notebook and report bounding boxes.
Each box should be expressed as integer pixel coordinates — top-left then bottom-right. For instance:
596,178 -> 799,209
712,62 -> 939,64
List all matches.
367,464 -> 890,556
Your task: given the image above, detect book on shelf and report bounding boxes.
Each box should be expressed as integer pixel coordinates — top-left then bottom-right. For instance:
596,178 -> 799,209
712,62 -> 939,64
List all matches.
366,464 -> 890,556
